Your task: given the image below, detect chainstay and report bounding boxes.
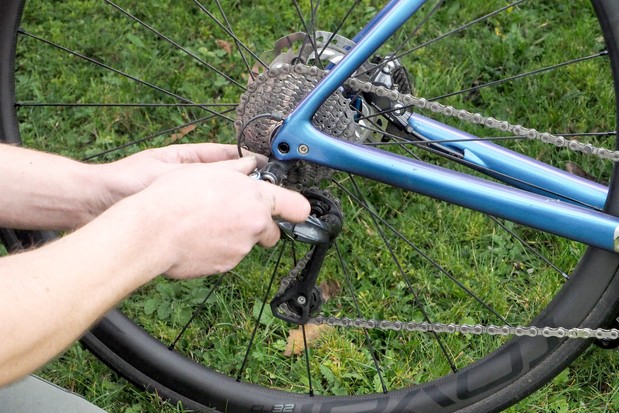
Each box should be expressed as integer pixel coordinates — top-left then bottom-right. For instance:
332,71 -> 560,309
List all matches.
310,316 -> 619,340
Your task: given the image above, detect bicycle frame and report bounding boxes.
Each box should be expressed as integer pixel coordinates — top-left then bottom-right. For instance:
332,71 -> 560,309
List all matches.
271,0 -> 619,253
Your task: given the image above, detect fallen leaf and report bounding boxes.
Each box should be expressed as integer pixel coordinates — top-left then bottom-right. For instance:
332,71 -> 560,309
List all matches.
318,279 -> 341,302
216,39 -> 232,54
284,323 -> 333,356
170,124 -> 197,143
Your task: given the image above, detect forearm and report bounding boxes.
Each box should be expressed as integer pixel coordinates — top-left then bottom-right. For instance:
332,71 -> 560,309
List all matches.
0,198 -> 168,386
0,144 -> 103,230
0,156 -> 310,387
0,142 -> 259,231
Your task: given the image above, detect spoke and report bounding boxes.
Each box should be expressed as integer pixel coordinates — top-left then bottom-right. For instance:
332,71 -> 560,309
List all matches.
489,216 -> 570,280
236,242 -> 287,382
310,0 -> 321,67
348,176 -> 458,373
335,242 -> 388,394
169,275 -> 225,350
317,0 -> 361,60
214,0 -> 255,81
561,131 -> 617,137
81,108 -> 235,161
398,0 -> 527,59
301,324 -> 315,397
15,102 -> 236,108
364,135 -> 525,146
397,0 -> 445,50
358,49 -> 608,121
361,130 -> 616,144
18,29 -> 232,122
366,0 -> 445,79
193,0 -> 268,69
353,0 -> 526,79
291,240 -> 298,266
104,0 -> 245,90
431,51 -> 609,101
356,121 -> 526,145
292,0 -> 323,69
333,179 -> 511,326
445,132 -> 616,140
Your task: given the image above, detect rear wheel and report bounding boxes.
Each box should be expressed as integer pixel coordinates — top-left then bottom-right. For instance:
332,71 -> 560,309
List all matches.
2,1 -> 619,412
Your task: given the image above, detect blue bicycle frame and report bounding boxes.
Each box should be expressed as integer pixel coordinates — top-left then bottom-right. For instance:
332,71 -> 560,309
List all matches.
271,0 -> 619,253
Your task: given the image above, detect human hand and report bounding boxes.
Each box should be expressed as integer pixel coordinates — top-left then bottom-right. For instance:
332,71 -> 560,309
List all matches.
92,143 -> 265,216
120,155 -> 310,279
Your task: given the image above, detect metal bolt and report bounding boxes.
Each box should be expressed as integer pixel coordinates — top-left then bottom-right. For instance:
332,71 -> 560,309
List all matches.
298,144 -> 309,155
393,103 -> 404,116
296,295 -> 307,305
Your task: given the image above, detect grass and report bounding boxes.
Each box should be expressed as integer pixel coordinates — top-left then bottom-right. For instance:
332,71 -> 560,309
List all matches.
9,0 -> 619,412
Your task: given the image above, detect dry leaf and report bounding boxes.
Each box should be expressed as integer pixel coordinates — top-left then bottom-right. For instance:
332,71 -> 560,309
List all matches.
318,279 -> 341,302
170,124 -> 197,143
284,324 -> 333,356
215,39 -> 232,54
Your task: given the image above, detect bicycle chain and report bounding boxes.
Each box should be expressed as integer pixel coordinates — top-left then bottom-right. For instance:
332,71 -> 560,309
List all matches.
237,63 -> 619,339
347,74 -> 619,161
310,316 -> 619,340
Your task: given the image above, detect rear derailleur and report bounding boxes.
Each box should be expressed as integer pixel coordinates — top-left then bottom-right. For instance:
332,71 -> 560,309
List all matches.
270,188 -> 342,325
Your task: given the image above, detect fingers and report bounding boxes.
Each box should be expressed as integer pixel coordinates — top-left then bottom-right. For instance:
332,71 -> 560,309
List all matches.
255,185 -> 311,247
206,159 -> 311,224
215,156 -> 259,175
258,181 -> 311,223
161,143 -> 268,166
258,220 -> 282,248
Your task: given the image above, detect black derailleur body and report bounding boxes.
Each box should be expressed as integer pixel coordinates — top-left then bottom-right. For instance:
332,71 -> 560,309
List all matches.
270,188 -> 343,325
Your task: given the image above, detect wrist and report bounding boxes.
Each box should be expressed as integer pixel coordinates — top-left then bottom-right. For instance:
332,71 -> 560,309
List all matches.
84,163 -> 136,222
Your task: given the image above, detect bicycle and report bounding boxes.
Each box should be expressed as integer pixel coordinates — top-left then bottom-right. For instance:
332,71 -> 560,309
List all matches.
1,0 -> 619,412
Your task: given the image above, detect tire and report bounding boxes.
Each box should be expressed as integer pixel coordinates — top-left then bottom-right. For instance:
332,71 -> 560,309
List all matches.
1,1 -> 619,412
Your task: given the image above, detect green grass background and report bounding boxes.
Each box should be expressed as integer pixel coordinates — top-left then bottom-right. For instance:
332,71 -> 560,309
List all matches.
10,0 -> 619,412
